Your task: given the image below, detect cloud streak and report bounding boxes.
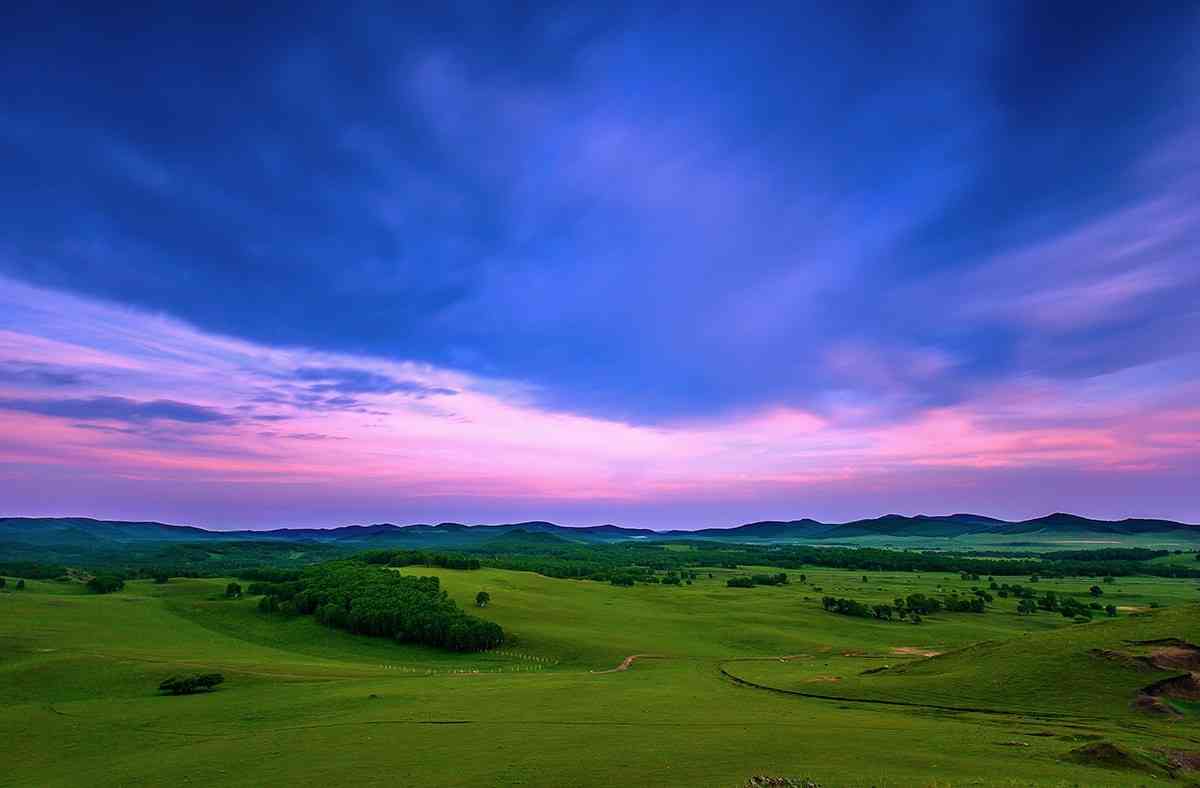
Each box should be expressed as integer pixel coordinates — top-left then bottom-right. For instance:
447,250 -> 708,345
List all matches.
1,275 -> 1197,527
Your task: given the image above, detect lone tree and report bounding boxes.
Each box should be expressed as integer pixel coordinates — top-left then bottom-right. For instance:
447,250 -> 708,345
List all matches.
153,573 -> 169,584
225,582 -> 242,598
475,591 -> 491,608
1089,585 -> 1103,597
15,579 -> 25,590
0,577 -> 6,589
1105,604 -> 1118,617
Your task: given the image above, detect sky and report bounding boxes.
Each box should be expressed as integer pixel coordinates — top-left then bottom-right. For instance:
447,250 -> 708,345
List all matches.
2,2 -> 1199,529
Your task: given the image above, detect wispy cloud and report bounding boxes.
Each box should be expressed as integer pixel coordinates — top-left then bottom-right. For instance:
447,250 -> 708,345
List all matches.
1,274 -> 1197,526
0,395 -> 236,425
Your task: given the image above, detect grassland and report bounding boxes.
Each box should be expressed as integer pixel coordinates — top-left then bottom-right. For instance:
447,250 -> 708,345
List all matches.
3,565 -> 1199,787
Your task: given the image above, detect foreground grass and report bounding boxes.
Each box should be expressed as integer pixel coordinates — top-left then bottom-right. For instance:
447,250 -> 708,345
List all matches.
2,567 -> 1198,787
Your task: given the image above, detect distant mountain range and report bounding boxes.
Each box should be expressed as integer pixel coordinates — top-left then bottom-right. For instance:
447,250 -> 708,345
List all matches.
2,512 -> 1197,549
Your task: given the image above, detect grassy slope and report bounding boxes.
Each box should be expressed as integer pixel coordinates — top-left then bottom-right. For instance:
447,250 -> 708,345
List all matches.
2,568 -> 1198,787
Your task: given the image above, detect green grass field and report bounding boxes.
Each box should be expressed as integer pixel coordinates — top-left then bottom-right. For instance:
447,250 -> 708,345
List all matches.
3,566 -> 1199,787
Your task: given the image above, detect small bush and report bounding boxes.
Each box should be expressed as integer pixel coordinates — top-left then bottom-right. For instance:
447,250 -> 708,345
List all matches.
158,673 -> 225,695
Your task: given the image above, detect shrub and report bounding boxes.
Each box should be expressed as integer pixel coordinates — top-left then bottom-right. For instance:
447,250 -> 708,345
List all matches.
159,673 -> 224,695
86,575 -> 125,594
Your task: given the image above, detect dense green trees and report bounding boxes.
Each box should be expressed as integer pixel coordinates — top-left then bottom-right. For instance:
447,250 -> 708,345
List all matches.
225,582 -> 242,598
359,550 -> 481,570
821,590 -> 992,622
86,574 -> 124,594
821,596 -> 872,617
475,591 -> 490,608
255,562 -> 503,652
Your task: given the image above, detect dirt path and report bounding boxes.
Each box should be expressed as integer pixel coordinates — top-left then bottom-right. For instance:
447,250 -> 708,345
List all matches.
591,654 -> 665,673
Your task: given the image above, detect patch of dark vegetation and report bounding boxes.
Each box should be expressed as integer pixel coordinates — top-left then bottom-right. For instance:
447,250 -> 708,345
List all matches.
159,673 -> 224,695
744,777 -> 821,788
252,562 -> 503,652
727,573 -> 789,588
0,561 -> 67,579
85,574 -> 125,594
357,549 -> 481,570
1061,742 -> 1167,777
1040,548 -> 1170,562
821,591 -> 985,623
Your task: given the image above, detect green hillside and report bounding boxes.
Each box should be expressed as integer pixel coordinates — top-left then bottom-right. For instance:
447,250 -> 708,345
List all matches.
4,561 -> 1199,787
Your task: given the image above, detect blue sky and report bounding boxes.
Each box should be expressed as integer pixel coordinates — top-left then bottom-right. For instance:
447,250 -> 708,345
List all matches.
2,2 -> 1198,528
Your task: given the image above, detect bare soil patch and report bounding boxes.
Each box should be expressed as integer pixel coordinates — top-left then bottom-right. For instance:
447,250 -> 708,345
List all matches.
591,654 -> 664,674
1141,673 -> 1200,702
1159,749 -> 1200,773
1150,645 -> 1200,671
891,647 -> 943,658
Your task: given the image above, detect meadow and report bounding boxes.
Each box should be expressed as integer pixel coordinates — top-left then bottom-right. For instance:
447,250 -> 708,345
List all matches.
3,557 -> 1199,787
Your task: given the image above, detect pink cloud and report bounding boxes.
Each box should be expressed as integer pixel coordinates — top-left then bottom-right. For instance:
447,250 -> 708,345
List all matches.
3,274 -> 1198,525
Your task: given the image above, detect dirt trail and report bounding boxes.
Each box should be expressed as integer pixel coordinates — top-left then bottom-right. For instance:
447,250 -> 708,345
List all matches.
591,654 -> 665,674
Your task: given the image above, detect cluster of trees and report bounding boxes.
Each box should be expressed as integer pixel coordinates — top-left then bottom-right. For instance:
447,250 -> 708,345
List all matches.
0,577 -> 26,590
235,567 -> 304,582
159,673 -> 224,695
727,573 -> 789,588
660,569 -> 699,585
821,591 -> 988,623
0,562 -> 66,580
358,550 -> 482,570
85,574 -> 125,594
254,562 -> 504,652
1014,589 -> 1116,621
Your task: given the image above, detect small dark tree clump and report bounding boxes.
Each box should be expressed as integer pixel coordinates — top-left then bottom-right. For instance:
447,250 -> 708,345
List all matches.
225,582 -> 242,598
159,673 -> 225,695
86,575 -> 125,594
15,579 -> 25,590
475,590 -> 491,608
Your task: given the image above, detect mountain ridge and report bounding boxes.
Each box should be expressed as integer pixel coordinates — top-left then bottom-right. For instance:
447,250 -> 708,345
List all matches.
1,512 -> 1197,548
